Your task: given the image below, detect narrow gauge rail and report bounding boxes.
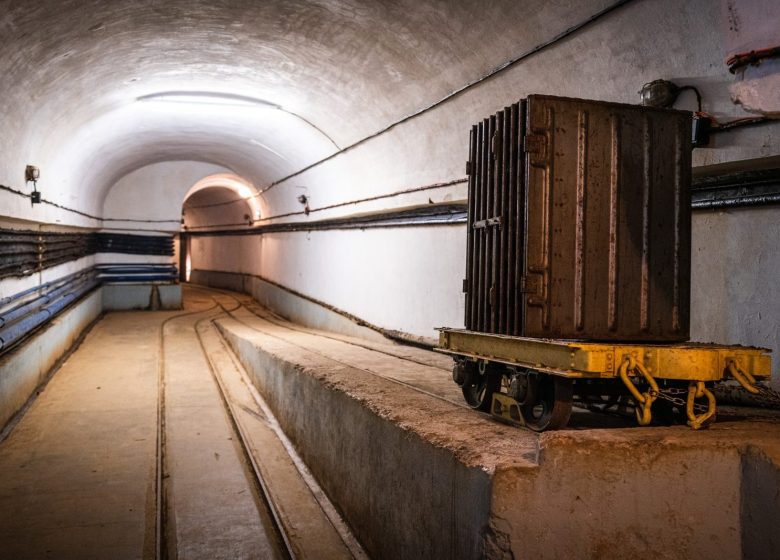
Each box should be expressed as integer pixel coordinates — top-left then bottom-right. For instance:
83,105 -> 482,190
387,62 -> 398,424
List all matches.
155,298 -> 291,560
191,285 -> 778,433
156,296 -> 284,559
155,287 -> 366,560
186,285 -> 467,411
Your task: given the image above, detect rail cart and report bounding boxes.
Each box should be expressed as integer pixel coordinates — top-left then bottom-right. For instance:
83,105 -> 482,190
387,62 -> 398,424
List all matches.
437,95 -> 774,431
437,329 -> 772,430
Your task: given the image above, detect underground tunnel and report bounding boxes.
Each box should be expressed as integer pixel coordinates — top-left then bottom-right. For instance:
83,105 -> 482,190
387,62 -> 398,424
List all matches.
1,0 -> 780,558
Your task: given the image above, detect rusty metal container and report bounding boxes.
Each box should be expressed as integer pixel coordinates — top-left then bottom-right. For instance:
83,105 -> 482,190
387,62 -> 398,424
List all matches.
464,95 -> 692,341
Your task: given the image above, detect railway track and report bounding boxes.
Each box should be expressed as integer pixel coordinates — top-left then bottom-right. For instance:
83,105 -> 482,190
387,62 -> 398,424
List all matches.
155,300 -> 220,559
155,287 -> 366,559
191,285 -> 780,431
185,287 -> 638,430
186,285 -> 468,411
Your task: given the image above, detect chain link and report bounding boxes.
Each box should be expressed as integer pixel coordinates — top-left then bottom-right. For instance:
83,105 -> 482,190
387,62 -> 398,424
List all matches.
653,387 -> 710,414
585,360 -> 779,425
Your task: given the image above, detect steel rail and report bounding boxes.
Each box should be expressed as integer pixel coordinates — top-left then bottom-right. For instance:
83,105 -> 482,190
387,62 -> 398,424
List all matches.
187,284 -> 446,371
193,287 -> 467,411
154,302 -> 219,560
192,307 -> 296,560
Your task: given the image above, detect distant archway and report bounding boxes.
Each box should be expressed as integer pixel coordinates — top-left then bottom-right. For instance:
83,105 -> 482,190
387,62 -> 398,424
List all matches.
180,173 -> 263,282
183,173 -> 262,225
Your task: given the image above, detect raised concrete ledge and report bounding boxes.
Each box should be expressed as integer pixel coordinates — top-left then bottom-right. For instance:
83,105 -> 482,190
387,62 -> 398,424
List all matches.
215,313 -> 536,559
102,283 -> 182,310
0,288 -> 103,430
501,428 -> 780,559
190,269 -> 398,344
216,310 -> 780,560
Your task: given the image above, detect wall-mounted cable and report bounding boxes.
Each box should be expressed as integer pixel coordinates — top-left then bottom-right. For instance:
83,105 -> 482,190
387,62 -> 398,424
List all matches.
250,0 -> 635,197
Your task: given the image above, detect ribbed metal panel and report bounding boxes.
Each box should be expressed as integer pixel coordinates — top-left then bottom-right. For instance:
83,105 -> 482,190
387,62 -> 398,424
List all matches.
465,95 -> 691,341
465,101 -> 527,334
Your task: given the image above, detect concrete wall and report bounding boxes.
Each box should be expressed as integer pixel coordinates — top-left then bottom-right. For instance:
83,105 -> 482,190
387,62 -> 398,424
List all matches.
102,284 -> 182,310
102,161 -> 229,233
691,207 -> 780,379
0,0 -> 778,384
189,269 -> 388,343
184,0 -> 780,386
0,288 -> 103,431
190,226 -> 465,340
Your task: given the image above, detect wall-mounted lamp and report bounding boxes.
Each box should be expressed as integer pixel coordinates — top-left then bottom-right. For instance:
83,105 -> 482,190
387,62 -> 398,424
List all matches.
25,165 -> 41,204
639,79 -> 702,112
297,194 -> 310,216
639,80 -> 680,108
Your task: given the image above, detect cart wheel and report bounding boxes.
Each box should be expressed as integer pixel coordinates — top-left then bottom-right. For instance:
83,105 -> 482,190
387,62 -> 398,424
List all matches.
520,374 -> 573,431
462,361 -> 501,411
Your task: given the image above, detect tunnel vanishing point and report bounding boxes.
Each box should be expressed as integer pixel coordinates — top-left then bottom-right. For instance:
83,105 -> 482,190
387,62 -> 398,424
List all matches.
1,1 -> 780,559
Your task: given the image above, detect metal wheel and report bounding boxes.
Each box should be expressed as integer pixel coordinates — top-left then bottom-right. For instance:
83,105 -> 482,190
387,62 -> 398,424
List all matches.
519,373 -> 573,431
461,361 -> 501,411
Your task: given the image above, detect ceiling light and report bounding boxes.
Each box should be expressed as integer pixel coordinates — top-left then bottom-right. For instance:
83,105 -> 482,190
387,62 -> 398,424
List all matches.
136,91 -> 281,109
236,185 -> 254,199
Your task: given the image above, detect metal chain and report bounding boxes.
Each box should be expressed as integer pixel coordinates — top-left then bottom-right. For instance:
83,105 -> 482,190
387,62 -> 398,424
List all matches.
653,387 -> 709,414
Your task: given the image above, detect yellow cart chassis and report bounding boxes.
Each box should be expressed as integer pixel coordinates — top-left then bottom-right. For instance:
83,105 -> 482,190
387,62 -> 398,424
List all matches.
437,328 -> 772,430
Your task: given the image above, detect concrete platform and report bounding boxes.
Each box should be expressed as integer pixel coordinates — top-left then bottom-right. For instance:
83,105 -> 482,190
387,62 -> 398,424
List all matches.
215,297 -> 780,560
102,283 -> 182,310
2,284 -> 778,559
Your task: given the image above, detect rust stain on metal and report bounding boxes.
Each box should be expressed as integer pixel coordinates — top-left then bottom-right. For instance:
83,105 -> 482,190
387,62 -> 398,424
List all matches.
640,114 -> 652,332
575,109 -> 588,331
464,95 -> 691,341
608,113 -> 620,331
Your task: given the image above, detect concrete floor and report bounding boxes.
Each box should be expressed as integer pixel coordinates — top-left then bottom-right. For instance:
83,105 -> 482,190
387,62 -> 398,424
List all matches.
0,310 -> 160,558
211,286 -> 780,560
2,284 -> 779,559
0,287 -> 355,559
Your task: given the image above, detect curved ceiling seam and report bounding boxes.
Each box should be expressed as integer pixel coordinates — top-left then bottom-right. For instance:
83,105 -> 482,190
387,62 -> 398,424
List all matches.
1,0 -> 632,227
186,177 -> 468,228
252,0 -> 634,197
137,91 -> 341,149
48,99 -> 337,207
182,173 -> 261,221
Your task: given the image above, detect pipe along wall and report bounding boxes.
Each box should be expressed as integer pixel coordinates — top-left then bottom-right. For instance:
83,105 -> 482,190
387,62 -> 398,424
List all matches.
0,264 -> 178,356
0,229 -> 177,358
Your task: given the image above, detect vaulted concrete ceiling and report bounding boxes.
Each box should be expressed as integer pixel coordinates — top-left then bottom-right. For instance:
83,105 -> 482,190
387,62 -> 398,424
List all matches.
2,0 -> 602,217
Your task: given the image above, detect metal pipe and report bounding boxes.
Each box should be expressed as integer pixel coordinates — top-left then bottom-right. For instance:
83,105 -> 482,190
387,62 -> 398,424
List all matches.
691,193 -> 780,210
0,277 -> 100,352
0,273 -> 92,328
0,263 -> 178,355
0,269 -> 90,309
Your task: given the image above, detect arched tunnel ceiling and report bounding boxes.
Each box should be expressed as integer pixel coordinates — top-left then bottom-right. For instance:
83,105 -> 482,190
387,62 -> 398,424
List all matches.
0,0 -> 617,219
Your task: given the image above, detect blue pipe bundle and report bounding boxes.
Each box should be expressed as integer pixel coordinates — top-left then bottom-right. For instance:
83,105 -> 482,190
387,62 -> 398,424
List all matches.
0,272 -> 100,353
0,263 -> 178,354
